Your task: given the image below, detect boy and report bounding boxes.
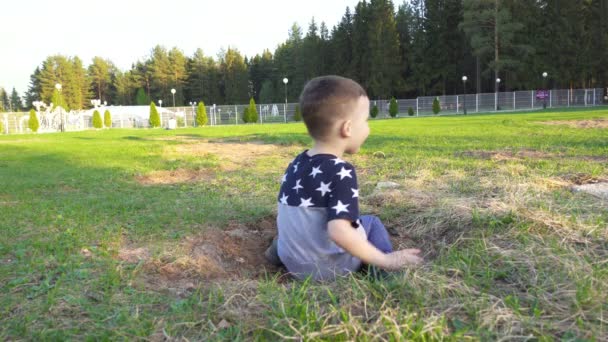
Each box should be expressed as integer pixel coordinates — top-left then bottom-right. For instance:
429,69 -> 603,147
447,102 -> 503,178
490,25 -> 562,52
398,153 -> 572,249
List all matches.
267,75 -> 423,281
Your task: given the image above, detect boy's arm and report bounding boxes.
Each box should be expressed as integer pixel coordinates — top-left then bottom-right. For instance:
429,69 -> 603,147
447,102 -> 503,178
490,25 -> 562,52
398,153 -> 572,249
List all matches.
327,219 -> 423,270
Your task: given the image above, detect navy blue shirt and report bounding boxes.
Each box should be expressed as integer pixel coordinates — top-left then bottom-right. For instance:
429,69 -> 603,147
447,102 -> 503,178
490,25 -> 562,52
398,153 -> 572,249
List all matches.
277,151 -> 360,224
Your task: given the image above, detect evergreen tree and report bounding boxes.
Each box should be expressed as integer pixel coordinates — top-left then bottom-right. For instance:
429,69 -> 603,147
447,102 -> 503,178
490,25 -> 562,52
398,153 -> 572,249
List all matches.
28,109 -> 39,132
0,88 -> 7,112
432,97 -> 441,114
220,48 -> 249,104
370,104 -> 379,118
294,105 -> 302,121
135,88 -> 149,105
242,107 -> 250,123
93,110 -> 103,129
25,67 -> 42,109
149,102 -> 161,127
259,80 -> 275,104
408,107 -> 414,116
88,57 -> 112,102
0,119 -> 3,133
104,110 -> 112,128
10,88 -> 22,111
196,101 -> 208,126
51,88 -> 68,111
389,97 -> 398,117
248,98 -> 258,123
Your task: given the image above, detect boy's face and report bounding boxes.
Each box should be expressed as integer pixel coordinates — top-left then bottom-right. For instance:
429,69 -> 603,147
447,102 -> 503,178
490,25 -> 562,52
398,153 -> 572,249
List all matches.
344,96 -> 370,154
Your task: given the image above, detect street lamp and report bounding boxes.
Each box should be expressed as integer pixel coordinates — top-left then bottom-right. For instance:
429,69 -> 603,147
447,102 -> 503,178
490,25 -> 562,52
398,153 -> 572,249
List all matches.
189,101 -> 196,127
283,77 -> 288,123
542,72 -> 548,109
171,88 -> 176,108
55,83 -> 64,132
462,76 -> 468,115
495,78 -> 501,111
158,99 -> 162,107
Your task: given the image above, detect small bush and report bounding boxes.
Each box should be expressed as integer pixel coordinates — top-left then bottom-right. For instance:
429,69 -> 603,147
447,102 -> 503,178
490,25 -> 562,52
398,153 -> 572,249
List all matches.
196,102 -> 208,126
176,116 -> 184,127
0,119 -> 3,134
93,110 -> 103,129
370,104 -> 379,118
149,102 -> 161,128
242,107 -> 250,123
408,107 -> 414,116
248,98 -> 258,123
432,97 -> 441,115
104,110 -> 112,128
389,98 -> 398,118
28,109 -> 39,133
294,105 -> 302,121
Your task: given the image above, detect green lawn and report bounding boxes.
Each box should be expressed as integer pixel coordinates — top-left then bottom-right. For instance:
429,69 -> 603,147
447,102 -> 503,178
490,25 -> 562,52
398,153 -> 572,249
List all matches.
1,107 -> 607,340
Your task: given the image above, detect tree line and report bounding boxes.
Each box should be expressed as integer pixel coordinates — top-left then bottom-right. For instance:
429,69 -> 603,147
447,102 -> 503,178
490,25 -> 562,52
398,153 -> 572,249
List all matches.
2,0 -> 606,112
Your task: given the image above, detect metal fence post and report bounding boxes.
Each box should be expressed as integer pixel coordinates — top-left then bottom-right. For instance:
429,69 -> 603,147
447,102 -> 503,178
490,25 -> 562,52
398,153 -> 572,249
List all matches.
416,98 -> 419,116
584,89 -> 587,106
531,91 -> 534,109
456,95 -> 459,114
513,92 -> 516,110
568,89 -> 570,107
3,114 -> 8,134
593,88 -> 596,105
476,93 -> 479,112
549,90 -> 552,108
235,105 -> 238,125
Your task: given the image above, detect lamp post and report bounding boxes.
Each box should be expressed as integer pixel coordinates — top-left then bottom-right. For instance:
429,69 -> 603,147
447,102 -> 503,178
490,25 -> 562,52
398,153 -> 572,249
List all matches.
283,77 -> 288,123
171,88 -> 176,108
158,99 -> 162,107
55,83 -> 64,132
542,72 -> 548,109
462,76 -> 468,115
495,78 -> 501,111
189,101 -> 196,127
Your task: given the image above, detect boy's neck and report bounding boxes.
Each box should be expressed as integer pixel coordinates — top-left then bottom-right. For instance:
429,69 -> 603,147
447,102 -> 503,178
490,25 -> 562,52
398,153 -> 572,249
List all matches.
308,140 -> 345,158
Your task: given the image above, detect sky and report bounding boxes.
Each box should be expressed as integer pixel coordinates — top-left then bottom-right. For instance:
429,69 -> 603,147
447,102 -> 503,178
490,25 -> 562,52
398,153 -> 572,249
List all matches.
0,0 -> 365,97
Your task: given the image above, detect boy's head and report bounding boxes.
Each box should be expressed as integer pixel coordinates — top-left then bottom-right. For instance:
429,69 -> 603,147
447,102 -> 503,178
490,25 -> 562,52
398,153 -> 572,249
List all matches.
299,75 -> 370,153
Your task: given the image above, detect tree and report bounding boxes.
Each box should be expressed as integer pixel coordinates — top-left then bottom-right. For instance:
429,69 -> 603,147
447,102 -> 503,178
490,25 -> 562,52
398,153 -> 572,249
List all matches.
432,97 -> 441,114
104,110 -> 112,128
10,88 -> 22,111
28,109 -> 39,132
0,119 -> 3,133
247,98 -> 258,123
135,88 -> 149,105
370,104 -> 379,118
149,102 -> 161,127
0,88 -> 7,112
220,48 -> 249,104
408,107 -> 414,116
196,101 -> 208,126
93,110 -> 103,129
88,57 -> 112,102
51,87 -> 68,111
389,97 -> 398,117
294,105 -> 302,121
242,107 -> 250,123
259,80 -> 275,104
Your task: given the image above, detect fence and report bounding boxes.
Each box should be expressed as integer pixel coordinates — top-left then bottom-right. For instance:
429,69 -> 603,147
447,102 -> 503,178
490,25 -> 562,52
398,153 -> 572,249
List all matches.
1,88 -> 605,134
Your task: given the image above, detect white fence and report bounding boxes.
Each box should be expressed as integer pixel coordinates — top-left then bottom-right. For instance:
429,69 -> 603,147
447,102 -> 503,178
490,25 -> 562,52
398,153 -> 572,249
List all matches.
1,88 -> 605,134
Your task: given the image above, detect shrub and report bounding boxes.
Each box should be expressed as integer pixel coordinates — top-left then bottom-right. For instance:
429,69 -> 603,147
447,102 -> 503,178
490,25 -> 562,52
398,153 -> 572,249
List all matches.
294,105 -> 302,121
248,98 -> 258,123
149,102 -> 161,128
28,109 -> 39,133
104,110 -> 112,128
432,97 -> 441,115
196,101 -> 208,126
93,110 -> 103,129
242,107 -> 250,123
389,98 -> 398,118
370,104 -> 379,118
408,107 -> 414,116
0,118 -> 3,134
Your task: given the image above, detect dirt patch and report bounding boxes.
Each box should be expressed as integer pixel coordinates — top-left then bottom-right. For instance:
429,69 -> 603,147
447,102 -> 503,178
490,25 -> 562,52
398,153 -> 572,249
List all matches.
564,173 -> 607,185
572,183 -> 608,200
118,247 -> 151,263
541,119 -> 608,129
137,217 -> 284,293
135,169 -> 215,185
458,149 -> 555,161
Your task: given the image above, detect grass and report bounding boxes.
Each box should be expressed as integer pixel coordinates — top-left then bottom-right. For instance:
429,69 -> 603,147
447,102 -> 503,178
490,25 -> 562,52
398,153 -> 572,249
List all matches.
1,106 -> 607,340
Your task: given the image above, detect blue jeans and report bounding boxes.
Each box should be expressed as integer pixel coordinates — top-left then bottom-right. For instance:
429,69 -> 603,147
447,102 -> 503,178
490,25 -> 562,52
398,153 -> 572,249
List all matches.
360,215 -> 393,254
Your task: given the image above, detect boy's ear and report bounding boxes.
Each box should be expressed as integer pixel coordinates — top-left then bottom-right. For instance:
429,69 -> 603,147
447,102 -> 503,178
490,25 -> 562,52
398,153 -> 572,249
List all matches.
339,119 -> 352,138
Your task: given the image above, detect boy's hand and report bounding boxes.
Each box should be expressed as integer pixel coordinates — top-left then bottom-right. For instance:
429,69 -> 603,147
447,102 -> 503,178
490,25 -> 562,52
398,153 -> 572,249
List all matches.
382,249 -> 423,270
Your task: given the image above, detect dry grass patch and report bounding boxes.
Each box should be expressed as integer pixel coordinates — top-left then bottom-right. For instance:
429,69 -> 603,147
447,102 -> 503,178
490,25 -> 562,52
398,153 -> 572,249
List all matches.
541,118 -> 608,129
135,169 -> 215,185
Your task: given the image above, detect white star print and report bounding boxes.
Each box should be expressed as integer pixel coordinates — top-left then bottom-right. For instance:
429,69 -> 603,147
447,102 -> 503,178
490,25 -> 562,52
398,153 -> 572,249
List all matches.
309,166 -> 323,178
331,158 -> 345,165
351,188 -> 359,198
316,181 -> 332,196
292,179 -> 303,193
299,197 -> 314,207
332,200 -> 350,214
293,162 -> 299,173
279,193 -> 289,204
337,167 -> 353,180
281,173 -> 287,184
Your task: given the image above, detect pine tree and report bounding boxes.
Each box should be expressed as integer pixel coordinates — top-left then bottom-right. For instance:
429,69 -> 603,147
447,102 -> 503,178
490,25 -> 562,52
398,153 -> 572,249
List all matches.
28,109 -> 39,132
389,97 -> 398,117
135,88 -> 149,105
149,102 -> 161,128
248,98 -> 258,123
242,107 -> 250,123
104,110 -> 112,128
196,101 -> 208,126
370,104 -> 379,118
294,105 -> 302,121
93,110 -> 103,129
432,97 -> 441,114
10,88 -> 22,112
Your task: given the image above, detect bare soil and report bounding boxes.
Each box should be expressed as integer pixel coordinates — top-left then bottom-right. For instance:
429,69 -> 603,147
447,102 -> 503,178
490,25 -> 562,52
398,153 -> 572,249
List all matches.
541,119 -> 608,129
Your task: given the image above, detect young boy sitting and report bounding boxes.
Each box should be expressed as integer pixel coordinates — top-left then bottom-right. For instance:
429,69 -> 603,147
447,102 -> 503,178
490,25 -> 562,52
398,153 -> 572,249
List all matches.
265,75 -> 423,281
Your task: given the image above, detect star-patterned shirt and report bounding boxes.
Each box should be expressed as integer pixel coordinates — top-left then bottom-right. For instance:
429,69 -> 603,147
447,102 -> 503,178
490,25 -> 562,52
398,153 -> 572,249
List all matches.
277,151 -> 360,223
276,150 -> 364,281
